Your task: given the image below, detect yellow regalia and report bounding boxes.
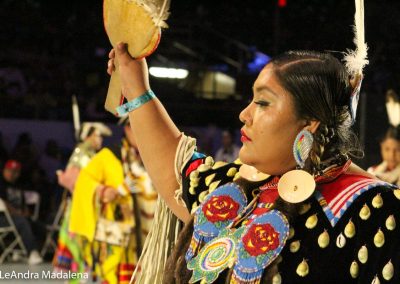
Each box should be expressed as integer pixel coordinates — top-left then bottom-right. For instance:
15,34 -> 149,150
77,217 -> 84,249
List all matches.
69,141 -> 157,284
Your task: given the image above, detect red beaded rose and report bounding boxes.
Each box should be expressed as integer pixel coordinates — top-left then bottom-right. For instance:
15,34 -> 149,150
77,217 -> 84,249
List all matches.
242,223 -> 280,256
202,195 -> 240,223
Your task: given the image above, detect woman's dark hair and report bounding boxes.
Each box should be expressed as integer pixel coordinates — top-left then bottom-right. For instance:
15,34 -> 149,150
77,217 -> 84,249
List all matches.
272,51 -> 360,174
381,126 -> 400,143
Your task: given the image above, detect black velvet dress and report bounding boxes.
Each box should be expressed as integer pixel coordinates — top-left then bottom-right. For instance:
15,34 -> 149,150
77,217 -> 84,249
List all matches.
180,156 -> 400,284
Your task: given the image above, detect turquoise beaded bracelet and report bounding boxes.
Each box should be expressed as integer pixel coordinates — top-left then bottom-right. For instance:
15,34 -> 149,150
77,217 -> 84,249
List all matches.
116,90 -> 156,116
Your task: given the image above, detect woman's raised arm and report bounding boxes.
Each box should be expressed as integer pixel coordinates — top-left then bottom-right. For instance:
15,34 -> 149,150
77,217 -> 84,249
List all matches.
108,42 -> 191,222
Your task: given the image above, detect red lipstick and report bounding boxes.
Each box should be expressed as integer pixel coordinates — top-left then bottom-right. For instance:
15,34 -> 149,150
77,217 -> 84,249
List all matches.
241,129 -> 252,142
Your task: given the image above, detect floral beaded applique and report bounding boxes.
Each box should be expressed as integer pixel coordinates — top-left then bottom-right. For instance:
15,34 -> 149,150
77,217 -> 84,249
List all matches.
186,183 -> 247,261
188,227 -> 246,284
186,183 -> 289,283
233,211 -> 288,283
202,195 -> 241,224
241,223 -> 280,257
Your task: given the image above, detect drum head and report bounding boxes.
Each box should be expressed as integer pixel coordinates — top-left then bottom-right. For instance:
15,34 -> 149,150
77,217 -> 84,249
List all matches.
103,0 -> 161,58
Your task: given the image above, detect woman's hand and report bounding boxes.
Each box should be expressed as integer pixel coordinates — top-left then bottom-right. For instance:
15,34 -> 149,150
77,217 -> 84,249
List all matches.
107,42 -> 150,101
97,185 -> 119,203
103,186 -> 118,203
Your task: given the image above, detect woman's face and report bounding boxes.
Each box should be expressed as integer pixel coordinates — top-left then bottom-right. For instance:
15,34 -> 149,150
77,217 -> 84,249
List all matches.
380,137 -> 400,170
239,64 -> 308,175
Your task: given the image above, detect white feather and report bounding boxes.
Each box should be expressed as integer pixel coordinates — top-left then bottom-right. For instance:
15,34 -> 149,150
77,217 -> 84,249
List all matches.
132,0 -> 171,28
386,91 -> 400,127
386,101 -> 400,127
344,0 -> 369,75
72,95 -> 81,142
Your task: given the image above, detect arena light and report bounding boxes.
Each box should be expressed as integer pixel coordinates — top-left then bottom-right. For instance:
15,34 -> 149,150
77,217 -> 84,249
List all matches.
149,67 -> 189,79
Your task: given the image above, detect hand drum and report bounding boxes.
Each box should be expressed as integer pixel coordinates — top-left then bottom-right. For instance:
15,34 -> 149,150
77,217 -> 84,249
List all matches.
103,0 -> 169,115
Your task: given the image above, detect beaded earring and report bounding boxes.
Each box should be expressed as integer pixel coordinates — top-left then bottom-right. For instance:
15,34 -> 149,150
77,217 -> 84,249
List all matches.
277,129 -> 316,203
293,129 -> 314,168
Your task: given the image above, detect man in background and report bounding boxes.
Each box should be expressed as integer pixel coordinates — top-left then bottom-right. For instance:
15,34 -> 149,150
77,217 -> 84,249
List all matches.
53,122 -> 111,282
0,159 -> 43,265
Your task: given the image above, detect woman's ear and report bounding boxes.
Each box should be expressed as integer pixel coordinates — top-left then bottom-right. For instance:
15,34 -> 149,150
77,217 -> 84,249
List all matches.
304,120 -> 321,134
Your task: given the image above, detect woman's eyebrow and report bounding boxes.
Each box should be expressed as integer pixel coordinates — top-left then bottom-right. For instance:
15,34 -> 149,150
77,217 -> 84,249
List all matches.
252,85 -> 279,97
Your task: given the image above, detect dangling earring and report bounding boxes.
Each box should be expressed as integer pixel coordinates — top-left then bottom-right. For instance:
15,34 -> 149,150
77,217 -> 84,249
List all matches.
293,129 -> 314,168
278,129 -> 316,204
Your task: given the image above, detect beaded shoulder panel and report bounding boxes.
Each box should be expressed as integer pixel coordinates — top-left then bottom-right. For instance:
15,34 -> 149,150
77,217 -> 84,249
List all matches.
181,155 -> 242,214
316,174 -> 397,226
